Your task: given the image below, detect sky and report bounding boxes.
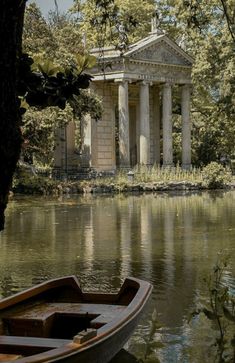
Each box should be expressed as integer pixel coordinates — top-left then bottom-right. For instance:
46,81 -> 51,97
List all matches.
28,0 -> 74,17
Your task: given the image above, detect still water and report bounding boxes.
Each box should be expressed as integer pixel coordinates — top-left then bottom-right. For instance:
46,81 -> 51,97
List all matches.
1,191 -> 235,362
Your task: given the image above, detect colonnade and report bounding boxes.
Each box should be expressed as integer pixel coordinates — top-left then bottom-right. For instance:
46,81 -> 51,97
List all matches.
117,80 -> 192,169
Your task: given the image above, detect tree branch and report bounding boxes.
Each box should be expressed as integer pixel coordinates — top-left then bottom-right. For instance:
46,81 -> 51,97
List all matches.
220,0 -> 235,43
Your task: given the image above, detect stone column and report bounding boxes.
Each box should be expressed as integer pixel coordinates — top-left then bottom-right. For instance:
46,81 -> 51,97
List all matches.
118,80 -> 130,167
82,114 -> 92,167
152,85 -> 161,165
139,81 -> 150,165
181,84 -> 191,169
162,82 -> 173,167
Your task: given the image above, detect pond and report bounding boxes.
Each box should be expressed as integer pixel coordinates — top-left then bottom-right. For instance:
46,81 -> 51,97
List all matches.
1,191 -> 235,362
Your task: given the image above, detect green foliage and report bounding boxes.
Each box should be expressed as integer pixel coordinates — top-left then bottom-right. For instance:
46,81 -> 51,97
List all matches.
137,310 -> 162,363
81,165 -> 204,189
189,256 -> 235,362
21,3 -> 103,168
156,0 -> 235,166
132,164 -> 203,184
22,105 -> 74,166
13,169 -> 58,195
202,162 -> 232,189
71,89 -> 103,120
71,0 -> 155,49
18,52 -> 92,112
23,3 -> 56,57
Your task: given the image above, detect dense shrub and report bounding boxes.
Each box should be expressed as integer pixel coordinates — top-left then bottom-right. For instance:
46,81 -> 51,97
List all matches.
202,162 -> 232,189
12,171 -> 58,195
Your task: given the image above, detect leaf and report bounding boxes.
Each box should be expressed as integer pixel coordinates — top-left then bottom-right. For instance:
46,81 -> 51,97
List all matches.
20,98 -> 29,111
36,59 -> 63,77
86,55 -> 97,68
75,54 -> 97,72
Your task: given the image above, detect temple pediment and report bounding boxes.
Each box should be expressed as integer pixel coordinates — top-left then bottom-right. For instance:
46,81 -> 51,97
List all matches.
91,32 -> 193,83
124,34 -> 193,67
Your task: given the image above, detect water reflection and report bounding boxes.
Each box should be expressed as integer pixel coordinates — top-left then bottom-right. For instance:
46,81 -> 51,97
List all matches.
110,349 -> 138,363
1,191 -> 235,362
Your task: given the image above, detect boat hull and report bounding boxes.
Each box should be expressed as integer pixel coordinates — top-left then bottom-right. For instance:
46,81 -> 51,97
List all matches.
0,276 -> 152,363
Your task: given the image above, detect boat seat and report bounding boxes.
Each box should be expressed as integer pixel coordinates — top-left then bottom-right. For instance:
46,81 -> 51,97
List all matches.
0,354 -> 22,362
0,336 -> 71,349
3,303 -> 126,336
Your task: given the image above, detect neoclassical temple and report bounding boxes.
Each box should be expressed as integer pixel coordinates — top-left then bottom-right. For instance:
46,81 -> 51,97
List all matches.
54,27 -> 193,173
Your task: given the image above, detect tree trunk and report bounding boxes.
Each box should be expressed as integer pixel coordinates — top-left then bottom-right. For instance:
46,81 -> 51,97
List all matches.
0,1 -> 26,231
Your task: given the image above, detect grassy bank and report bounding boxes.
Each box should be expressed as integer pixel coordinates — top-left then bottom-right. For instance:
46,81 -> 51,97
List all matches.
12,163 -> 233,195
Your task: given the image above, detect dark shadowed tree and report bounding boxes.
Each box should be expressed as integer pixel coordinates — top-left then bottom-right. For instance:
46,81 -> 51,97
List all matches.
0,1 -> 93,231
0,1 -> 26,231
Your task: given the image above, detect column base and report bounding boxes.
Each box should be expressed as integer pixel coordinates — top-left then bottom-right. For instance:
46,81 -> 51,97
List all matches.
118,164 -> 131,170
182,163 -> 192,170
162,163 -> 174,168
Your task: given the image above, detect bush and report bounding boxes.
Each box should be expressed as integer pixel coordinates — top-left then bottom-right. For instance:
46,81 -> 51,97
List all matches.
13,171 -> 58,195
202,162 -> 232,189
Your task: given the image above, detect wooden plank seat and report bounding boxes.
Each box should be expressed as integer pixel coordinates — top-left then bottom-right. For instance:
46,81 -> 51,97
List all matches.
0,354 -> 22,362
0,336 -> 70,349
4,303 -> 126,324
0,336 -> 71,357
2,303 -> 126,336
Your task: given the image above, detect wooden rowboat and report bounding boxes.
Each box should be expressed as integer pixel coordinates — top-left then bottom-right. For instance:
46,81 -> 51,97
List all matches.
0,276 -> 152,362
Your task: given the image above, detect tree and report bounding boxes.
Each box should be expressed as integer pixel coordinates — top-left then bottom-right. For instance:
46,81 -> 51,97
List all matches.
22,105 -> 74,167
71,0 -> 155,49
0,1 -> 93,231
0,1 -> 26,231
21,4 -> 102,168
155,0 -> 235,166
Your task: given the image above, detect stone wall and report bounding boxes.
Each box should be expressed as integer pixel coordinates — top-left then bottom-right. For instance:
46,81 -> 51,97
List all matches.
91,83 -> 116,171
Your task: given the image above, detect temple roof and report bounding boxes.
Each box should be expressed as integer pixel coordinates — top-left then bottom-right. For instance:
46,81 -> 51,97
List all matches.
91,31 -> 193,84
91,32 -> 193,66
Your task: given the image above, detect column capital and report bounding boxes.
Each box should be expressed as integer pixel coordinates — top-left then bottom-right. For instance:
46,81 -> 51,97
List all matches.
181,83 -> 193,93
140,80 -> 152,86
162,82 -> 173,88
115,78 -> 130,84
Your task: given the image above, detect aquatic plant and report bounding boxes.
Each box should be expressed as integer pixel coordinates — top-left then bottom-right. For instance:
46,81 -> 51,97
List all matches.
137,309 -> 163,363
190,256 -> 235,363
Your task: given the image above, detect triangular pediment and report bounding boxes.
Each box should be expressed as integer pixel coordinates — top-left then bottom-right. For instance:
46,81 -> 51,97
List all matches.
124,34 -> 193,67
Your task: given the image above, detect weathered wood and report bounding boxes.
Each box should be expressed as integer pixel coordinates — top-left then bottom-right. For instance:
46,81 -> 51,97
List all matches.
3,302 -> 126,320
0,354 -> 22,362
73,329 -> 97,344
3,302 -> 126,337
0,336 -> 70,349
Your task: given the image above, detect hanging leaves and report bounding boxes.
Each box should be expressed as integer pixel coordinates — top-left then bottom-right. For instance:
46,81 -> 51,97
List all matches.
17,53 -> 93,112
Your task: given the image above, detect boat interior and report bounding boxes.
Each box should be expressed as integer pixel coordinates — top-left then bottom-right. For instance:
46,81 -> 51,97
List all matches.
0,278 -> 139,361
